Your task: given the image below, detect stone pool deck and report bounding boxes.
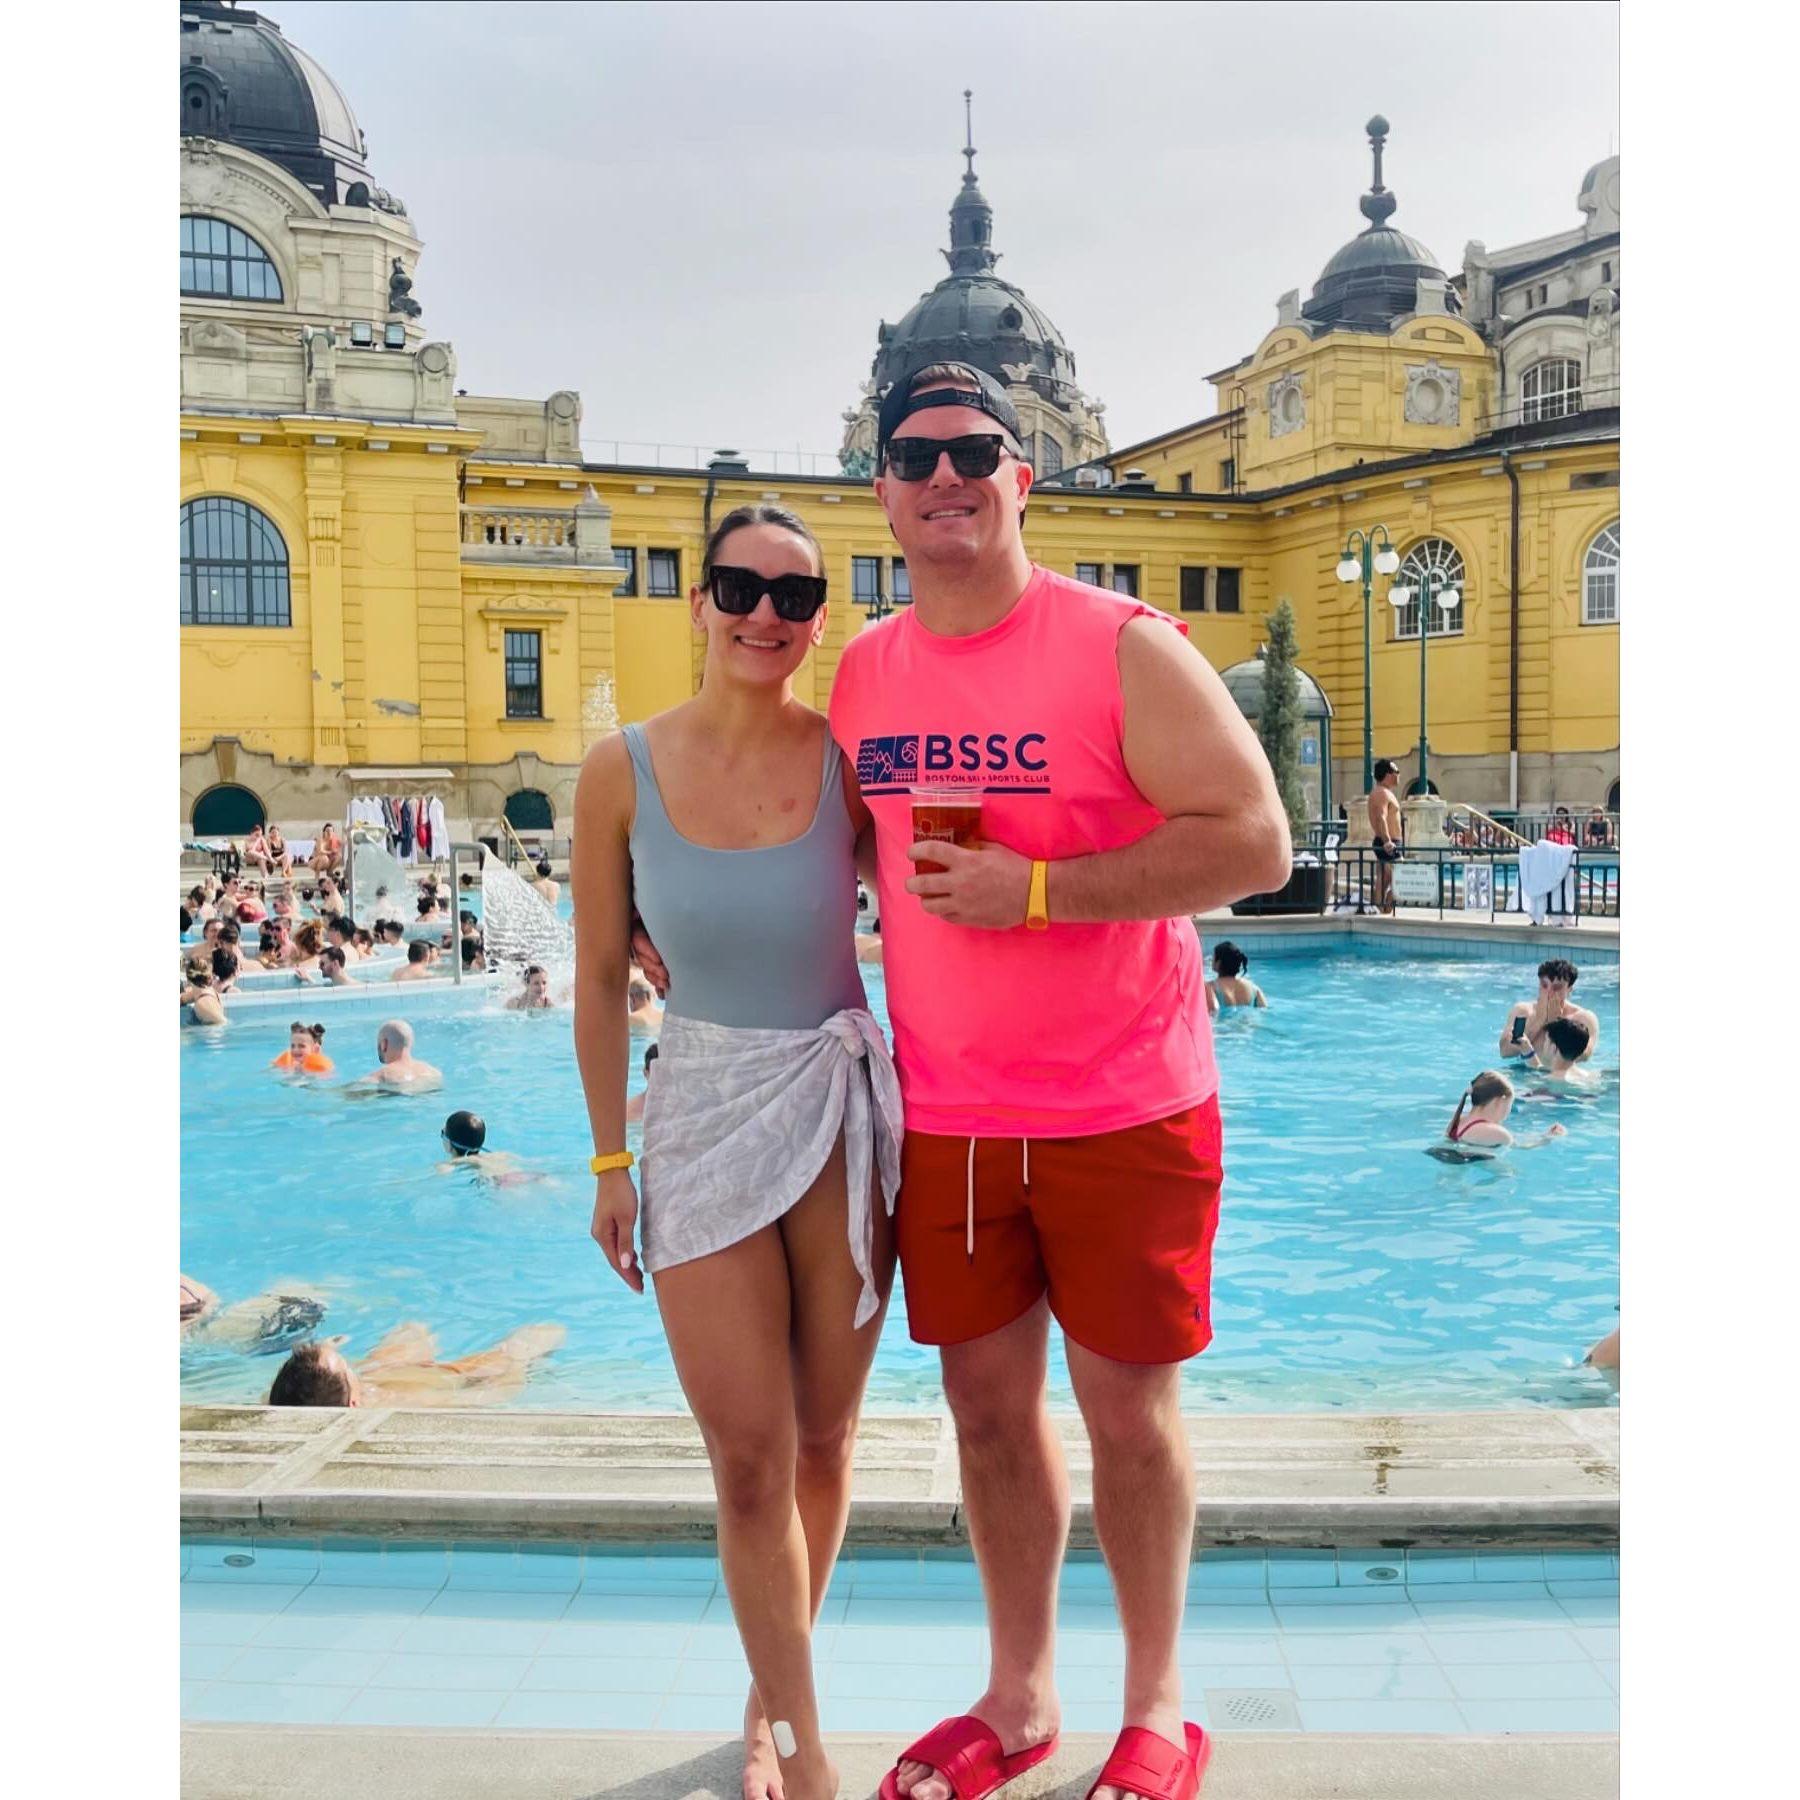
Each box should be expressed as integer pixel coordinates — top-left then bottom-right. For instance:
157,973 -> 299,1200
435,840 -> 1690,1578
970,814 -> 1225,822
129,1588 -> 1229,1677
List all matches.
182,1406 -> 1619,1548
183,1724 -> 1618,1799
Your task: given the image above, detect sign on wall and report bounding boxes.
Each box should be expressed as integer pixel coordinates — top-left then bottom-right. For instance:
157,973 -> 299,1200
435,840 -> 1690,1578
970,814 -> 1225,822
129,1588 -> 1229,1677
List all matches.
1392,860 -> 1441,906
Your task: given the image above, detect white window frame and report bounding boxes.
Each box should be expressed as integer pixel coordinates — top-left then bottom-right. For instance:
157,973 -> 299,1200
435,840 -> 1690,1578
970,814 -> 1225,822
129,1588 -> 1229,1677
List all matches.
1521,358 -> 1583,424
1582,521 -> 1619,626
1392,538 -> 1466,640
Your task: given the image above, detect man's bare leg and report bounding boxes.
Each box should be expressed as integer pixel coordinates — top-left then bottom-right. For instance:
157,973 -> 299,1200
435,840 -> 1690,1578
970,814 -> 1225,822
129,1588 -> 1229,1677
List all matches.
897,1298 -> 1066,1800
1067,1343 -> 1196,1800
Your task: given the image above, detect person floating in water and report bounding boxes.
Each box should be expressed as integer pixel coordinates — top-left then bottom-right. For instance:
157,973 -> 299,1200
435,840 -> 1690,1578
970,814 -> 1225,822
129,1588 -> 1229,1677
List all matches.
1205,940 -> 1267,1014
272,1020 -> 333,1074
267,1323 -> 565,1408
350,1019 -> 443,1092
505,964 -> 555,1011
436,1109 -> 547,1187
1437,1069 -> 1567,1157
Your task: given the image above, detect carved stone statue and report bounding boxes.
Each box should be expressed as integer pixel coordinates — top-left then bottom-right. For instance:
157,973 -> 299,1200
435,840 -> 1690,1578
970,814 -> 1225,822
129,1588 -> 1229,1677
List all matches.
387,258 -> 423,319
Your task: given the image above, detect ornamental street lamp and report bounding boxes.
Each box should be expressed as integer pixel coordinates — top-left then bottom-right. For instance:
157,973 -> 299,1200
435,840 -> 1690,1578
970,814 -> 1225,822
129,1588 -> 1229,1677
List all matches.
1387,565 -> 1461,795
1335,526 -> 1401,793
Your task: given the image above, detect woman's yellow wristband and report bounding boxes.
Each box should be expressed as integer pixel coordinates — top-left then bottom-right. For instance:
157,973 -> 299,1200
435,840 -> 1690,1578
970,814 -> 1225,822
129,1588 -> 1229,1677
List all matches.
590,1150 -> 635,1175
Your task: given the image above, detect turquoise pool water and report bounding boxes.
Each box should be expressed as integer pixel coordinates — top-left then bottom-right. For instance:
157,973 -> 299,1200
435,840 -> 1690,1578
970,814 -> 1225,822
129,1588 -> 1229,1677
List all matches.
180,949 -> 1618,1411
180,1538 -> 1619,1734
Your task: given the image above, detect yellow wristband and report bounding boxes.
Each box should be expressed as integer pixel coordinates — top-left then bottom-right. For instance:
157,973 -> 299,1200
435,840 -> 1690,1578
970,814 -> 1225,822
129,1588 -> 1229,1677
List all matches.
1026,859 -> 1050,931
590,1150 -> 635,1175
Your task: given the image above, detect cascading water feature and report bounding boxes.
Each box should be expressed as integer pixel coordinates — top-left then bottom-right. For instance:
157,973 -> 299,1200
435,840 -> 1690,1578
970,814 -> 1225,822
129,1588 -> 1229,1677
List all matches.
348,833 -> 411,929
479,849 -> 575,993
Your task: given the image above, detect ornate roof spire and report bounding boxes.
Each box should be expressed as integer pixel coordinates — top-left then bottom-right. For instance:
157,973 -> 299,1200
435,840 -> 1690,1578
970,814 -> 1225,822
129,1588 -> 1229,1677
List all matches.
945,89 -> 999,275
1359,114 -> 1398,229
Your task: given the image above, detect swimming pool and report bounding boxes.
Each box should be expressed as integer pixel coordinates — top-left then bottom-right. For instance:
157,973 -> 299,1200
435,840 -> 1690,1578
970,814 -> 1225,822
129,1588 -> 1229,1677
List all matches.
180,948 -> 1617,1412
179,1537 -> 1619,1735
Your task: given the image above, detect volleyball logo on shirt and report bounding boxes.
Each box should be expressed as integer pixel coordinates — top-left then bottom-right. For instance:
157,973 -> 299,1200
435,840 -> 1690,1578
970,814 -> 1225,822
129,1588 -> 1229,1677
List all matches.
856,735 -> 920,788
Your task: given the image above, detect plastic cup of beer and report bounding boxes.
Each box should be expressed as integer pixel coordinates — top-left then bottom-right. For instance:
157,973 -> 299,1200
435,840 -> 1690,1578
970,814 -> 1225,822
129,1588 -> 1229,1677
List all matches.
911,786 -> 983,875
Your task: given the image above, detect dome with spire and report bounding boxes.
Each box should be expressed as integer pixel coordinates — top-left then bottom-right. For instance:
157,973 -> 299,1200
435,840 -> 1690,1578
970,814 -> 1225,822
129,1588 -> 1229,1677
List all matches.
842,95 -> 1108,476
179,2 -> 379,209
1303,117 -> 1454,331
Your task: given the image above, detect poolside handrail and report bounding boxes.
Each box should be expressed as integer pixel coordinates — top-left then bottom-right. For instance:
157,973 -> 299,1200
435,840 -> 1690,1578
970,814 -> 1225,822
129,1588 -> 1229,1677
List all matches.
445,842 -> 489,985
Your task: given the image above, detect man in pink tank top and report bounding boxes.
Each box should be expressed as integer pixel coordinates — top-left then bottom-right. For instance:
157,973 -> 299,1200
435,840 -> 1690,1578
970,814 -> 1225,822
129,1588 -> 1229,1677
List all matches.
835,365 -> 1291,1800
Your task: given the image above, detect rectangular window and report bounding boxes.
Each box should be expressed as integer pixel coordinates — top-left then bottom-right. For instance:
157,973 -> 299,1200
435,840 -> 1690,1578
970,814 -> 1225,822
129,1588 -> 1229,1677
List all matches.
891,557 -> 912,605
1111,564 -> 1140,598
1215,567 -> 1242,614
1220,457 -> 1236,490
1075,562 -> 1104,588
1179,567 -> 1209,613
1584,570 -> 1618,625
647,549 -> 680,596
504,630 -> 543,719
1601,260 -> 1613,282
612,547 -> 638,597
1177,472 -> 1193,494
851,556 -> 882,607
1038,434 -> 1063,477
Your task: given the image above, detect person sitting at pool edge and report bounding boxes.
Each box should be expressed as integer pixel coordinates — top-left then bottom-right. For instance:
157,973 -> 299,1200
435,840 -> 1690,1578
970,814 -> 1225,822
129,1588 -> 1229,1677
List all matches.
1501,957 -> 1600,1064
506,964 -> 554,1010
272,1021 -> 334,1074
391,939 -> 437,982
352,1018 -> 443,1091
267,1323 -> 565,1408
1205,940 -> 1267,1014
1445,1069 -> 1567,1151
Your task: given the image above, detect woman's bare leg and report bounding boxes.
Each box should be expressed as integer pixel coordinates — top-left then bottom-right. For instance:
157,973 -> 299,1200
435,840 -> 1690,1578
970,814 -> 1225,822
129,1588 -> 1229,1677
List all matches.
656,1222 -> 835,1800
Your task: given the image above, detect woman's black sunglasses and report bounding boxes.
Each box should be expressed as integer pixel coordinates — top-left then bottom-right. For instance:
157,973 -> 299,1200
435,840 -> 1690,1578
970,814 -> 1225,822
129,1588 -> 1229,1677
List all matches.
709,565 -> 828,621
884,434 -> 1010,482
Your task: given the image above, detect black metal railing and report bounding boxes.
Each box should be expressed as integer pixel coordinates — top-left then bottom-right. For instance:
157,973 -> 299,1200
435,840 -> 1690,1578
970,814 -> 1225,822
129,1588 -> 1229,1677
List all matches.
1235,844 -> 1619,920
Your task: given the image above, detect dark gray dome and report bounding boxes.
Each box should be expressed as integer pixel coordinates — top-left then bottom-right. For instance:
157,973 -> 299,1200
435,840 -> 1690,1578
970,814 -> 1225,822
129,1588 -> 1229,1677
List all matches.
179,2 -> 371,206
1302,117 -> 1450,331
874,274 -> 1080,398
1219,655 -> 1333,721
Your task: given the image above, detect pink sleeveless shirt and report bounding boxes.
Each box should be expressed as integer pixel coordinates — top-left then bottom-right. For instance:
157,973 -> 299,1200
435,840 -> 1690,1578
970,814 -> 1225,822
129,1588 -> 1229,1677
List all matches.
830,564 -> 1219,1138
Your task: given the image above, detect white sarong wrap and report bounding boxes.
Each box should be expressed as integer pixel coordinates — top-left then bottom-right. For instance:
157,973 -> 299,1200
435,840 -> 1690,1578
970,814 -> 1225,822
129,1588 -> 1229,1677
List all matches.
639,1008 -> 903,1327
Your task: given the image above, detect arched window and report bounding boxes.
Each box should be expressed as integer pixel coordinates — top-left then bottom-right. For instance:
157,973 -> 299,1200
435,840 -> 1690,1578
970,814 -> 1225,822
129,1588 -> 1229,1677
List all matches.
1606,778 -> 1620,812
504,789 -> 555,833
192,785 -> 266,837
1583,521 -> 1619,625
181,216 -> 283,301
1037,434 -> 1064,477
1392,538 -> 1466,640
181,498 -> 292,627
1521,358 -> 1582,424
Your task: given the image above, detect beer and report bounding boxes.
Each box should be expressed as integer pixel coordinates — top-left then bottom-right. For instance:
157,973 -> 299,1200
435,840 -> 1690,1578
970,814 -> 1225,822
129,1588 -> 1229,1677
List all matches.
910,786 -> 983,875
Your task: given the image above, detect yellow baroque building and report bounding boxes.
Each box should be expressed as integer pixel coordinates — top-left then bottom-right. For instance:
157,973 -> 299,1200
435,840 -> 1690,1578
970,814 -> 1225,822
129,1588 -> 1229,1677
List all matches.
179,8 -> 1617,842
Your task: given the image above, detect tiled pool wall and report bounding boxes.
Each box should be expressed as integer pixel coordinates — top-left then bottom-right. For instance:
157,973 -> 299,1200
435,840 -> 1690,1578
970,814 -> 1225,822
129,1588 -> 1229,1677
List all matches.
181,1537 -> 1620,1736
1213,926 -> 1618,966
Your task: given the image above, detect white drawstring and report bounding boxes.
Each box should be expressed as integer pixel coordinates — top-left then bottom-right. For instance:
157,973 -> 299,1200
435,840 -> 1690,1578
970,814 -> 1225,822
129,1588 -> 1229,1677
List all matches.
965,1137 -> 977,1260
966,1139 -> 1031,1263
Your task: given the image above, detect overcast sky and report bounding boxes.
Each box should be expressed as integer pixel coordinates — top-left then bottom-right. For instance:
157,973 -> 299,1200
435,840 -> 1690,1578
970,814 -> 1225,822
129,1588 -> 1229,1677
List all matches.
278,0 -> 1618,462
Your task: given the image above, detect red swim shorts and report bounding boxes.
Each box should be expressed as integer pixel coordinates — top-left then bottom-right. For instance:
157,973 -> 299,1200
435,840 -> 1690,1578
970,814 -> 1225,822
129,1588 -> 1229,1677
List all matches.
896,1097 -> 1224,1365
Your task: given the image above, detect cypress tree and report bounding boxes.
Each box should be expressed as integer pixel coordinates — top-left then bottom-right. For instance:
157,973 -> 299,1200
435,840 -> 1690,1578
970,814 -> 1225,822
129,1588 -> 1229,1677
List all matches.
1258,598 -> 1308,836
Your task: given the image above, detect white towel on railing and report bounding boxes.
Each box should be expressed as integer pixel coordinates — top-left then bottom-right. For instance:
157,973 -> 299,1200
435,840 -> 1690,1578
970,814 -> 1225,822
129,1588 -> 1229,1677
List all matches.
1514,840 -> 1577,925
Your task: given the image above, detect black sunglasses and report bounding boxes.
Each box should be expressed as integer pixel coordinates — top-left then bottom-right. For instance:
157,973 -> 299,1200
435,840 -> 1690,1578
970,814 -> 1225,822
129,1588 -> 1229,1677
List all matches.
709,565 -> 828,621
884,434 -> 1010,482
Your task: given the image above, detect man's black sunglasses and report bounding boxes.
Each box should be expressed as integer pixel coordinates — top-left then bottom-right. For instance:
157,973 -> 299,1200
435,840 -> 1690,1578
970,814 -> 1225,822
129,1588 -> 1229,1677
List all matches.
709,565 -> 828,621
884,434 -> 1011,482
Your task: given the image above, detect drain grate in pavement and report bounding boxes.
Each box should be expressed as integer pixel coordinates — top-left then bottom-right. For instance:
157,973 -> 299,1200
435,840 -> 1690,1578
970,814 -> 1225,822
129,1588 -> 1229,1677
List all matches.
1206,1688 -> 1301,1730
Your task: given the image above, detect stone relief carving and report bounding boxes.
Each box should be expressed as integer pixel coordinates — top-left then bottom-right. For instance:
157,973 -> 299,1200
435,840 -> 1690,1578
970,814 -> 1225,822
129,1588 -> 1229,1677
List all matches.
1267,372 -> 1306,438
187,318 -> 247,355
302,326 -> 338,411
1403,359 -> 1461,426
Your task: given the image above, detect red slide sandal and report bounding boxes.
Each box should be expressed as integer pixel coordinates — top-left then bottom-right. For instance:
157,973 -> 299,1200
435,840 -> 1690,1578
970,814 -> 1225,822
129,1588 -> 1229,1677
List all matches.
878,1715 -> 1062,1800
1083,1722 -> 1212,1800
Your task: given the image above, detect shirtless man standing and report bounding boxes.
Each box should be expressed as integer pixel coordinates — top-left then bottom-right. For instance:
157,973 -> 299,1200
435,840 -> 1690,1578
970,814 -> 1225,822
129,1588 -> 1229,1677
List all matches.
1368,758 -> 1404,914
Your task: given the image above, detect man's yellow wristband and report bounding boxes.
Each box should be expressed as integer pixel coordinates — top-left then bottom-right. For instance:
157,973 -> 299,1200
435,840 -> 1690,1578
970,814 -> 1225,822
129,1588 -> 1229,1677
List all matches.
1026,859 -> 1050,931
590,1150 -> 635,1175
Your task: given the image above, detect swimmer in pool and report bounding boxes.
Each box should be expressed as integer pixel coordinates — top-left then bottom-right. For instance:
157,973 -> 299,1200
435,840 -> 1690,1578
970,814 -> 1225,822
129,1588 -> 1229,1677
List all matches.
183,1283 -> 327,1354
1526,1015 -> 1597,1090
627,973 -> 663,1030
267,1322 -> 565,1408
1501,957 -> 1600,1064
532,858 -> 560,908
435,1108 -> 546,1187
272,1020 -> 334,1074
1440,1069 -> 1566,1154
1584,1325 -> 1620,1393
1205,940 -> 1267,1014
391,939 -> 438,982
505,964 -> 555,1011
350,1019 -> 443,1092
624,1041 -> 658,1123
181,962 -> 226,1026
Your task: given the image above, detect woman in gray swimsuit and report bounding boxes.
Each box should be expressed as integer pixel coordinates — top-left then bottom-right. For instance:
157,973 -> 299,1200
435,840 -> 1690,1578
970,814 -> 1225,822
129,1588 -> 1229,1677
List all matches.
572,504 -> 900,1800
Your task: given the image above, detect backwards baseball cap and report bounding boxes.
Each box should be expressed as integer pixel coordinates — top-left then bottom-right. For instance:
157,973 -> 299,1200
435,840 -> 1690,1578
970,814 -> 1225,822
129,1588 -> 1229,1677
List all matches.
875,362 -> 1024,467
